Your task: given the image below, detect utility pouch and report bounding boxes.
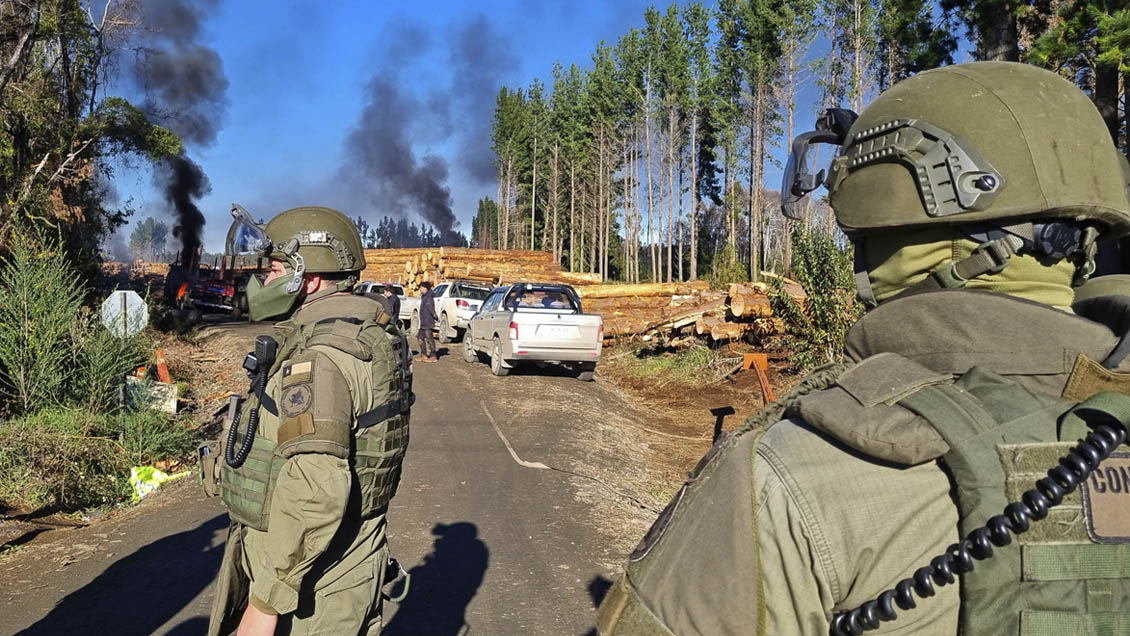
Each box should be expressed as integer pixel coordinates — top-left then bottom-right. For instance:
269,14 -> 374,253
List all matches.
198,443 -> 220,497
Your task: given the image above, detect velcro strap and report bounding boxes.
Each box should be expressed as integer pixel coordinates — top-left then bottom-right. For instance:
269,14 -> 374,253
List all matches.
1020,610 -> 1127,635
260,391 -> 278,416
357,394 -> 415,429
1023,544 -> 1130,581
595,575 -> 677,636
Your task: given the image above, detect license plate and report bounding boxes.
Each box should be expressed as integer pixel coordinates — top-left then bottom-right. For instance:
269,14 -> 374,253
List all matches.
542,325 -> 576,338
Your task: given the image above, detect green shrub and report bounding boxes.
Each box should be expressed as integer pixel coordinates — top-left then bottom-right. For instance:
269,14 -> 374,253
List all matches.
707,244 -> 749,289
0,238 -> 83,413
0,408 -> 199,510
115,409 -> 199,466
769,227 -> 862,371
0,236 -> 149,416
616,343 -> 726,385
0,410 -> 130,510
69,312 -> 150,414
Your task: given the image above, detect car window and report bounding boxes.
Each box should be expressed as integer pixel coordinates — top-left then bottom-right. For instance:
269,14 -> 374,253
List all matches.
392,286 -> 405,296
505,286 -> 578,312
433,284 -> 448,297
482,290 -> 503,312
458,285 -> 491,301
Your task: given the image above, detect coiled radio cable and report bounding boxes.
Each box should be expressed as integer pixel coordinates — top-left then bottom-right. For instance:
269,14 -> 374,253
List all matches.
830,404 -> 1128,636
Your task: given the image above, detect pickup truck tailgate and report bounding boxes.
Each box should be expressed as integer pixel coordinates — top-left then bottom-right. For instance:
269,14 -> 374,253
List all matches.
514,312 -> 602,351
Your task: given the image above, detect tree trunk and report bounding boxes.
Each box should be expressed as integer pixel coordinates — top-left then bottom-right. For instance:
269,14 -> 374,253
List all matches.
667,107 -> 675,284
1096,64 -> 1119,144
752,83 -> 766,283
690,108 -> 698,280
552,142 -> 560,263
678,157 -> 684,282
748,97 -> 756,282
569,161 -> 576,271
499,168 -> 508,253
531,133 -> 538,251
646,79 -> 657,282
597,127 -> 604,278
980,5 -> 1020,62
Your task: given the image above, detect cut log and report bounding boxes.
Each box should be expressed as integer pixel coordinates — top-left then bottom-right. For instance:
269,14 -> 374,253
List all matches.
729,293 -> 773,318
574,281 -> 710,299
695,315 -> 724,336
439,246 -> 554,261
709,321 -> 747,341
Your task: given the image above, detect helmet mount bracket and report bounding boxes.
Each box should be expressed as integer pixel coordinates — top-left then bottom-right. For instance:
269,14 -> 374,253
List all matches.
781,108 -> 859,220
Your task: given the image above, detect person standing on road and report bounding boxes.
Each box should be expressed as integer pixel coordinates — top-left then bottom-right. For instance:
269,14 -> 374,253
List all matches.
362,285 -> 398,325
598,62 -> 1130,636
417,281 -> 438,362
205,206 -> 413,636
383,285 -> 401,325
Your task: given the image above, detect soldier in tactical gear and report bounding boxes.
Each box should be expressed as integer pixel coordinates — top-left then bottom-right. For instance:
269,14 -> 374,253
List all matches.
597,62 -> 1130,636
206,205 -> 412,636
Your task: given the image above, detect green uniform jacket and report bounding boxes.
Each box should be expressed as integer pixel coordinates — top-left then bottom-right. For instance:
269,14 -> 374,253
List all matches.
600,291 -> 1130,635
210,293 -> 402,636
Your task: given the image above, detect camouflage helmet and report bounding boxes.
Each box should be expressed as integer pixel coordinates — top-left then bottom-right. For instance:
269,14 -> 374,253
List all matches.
262,206 -> 364,274
827,62 -> 1130,239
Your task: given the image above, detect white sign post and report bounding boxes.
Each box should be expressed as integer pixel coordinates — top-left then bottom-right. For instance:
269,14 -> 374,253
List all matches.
101,290 -> 148,338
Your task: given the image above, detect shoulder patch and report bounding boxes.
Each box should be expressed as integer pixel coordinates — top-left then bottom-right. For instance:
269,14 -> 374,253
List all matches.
1081,451 -> 1130,543
281,383 -> 313,417
282,361 -> 313,385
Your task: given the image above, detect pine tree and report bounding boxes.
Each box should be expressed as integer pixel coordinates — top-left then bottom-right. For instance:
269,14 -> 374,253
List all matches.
875,0 -> 956,90
684,1 -> 715,281
941,0 -> 1021,62
1030,2 -> 1130,147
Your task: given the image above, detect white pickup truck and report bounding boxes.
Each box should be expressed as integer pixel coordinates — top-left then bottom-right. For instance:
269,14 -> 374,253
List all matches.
461,283 -> 603,380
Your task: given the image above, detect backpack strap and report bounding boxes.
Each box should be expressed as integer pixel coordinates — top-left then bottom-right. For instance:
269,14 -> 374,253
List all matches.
357,394 -> 415,430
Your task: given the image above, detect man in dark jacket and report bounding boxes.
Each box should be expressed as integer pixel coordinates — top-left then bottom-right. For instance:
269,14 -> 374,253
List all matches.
382,286 -> 401,324
417,281 -> 438,362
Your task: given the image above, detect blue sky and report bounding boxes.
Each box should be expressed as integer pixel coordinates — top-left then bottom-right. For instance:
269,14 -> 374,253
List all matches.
111,1 -> 973,254
113,0 -> 670,253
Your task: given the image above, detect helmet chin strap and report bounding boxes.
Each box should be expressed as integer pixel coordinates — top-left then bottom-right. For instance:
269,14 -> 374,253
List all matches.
300,275 -> 357,306
857,221 -> 1100,307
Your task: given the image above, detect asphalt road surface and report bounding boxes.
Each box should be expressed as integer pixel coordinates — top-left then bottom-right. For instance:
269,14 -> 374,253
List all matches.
0,327 -> 640,636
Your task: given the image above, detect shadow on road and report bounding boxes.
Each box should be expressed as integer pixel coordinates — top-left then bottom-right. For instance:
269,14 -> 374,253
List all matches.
577,575 -> 614,636
15,514 -> 227,636
384,521 -> 488,636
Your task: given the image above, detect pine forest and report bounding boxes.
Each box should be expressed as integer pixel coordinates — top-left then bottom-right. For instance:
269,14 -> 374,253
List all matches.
476,0 -> 1130,283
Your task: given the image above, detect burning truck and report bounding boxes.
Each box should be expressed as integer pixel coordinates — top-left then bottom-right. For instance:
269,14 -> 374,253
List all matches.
163,204 -> 266,321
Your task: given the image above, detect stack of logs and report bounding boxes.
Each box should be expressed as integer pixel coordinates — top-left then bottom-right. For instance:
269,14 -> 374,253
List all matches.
101,261 -> 172,277
578,274 -> 805,341
357,247 -> 805,342
361,247 -> 602,294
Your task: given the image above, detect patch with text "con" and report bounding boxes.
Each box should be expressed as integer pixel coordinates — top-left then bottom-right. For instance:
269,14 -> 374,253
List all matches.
1081,451 -> 1130,544
281,383 -> 313,417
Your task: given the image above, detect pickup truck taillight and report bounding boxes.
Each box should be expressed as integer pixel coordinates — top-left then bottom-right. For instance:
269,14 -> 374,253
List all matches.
456,299 -> 469,308
509,321 -> 519,341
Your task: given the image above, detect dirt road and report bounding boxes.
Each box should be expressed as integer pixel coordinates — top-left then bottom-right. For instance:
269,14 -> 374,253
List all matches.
1,322 -> 713,635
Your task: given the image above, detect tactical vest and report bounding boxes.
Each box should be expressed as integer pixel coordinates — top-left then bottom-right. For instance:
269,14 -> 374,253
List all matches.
801,355 -> 1130,635
600,354 -> 1130,636
220,316 -> 413,532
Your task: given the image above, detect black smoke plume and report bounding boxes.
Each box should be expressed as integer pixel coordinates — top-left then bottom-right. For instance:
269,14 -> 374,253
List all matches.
448,16 -> 518,184
344,73 -> 462,245
134,0 -> 228,265
160,156 -> 210,263
341,15 -> 517,244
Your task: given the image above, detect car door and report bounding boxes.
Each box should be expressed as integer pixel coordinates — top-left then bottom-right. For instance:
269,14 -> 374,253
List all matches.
474,290 -> 501,348
431,283 -> 449,321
